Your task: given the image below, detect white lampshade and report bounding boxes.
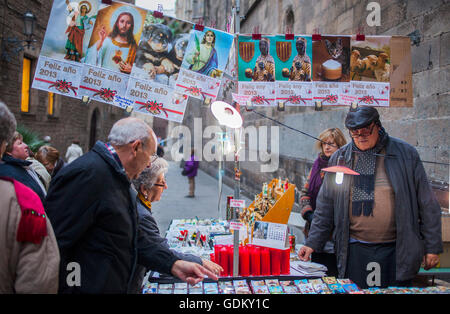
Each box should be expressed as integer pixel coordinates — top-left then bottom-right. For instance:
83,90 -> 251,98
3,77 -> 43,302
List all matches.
210,101 -> 243,129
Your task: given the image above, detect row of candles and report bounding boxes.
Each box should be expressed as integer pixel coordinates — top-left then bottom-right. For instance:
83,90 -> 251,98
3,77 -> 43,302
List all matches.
212,244 -> 290,277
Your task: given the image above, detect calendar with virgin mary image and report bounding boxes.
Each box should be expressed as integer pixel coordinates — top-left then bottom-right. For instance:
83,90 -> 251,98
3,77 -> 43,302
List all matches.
175,27 -> 234,102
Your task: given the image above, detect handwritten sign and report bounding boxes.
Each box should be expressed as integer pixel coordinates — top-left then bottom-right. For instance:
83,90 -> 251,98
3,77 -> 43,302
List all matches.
230,199 -> 246,208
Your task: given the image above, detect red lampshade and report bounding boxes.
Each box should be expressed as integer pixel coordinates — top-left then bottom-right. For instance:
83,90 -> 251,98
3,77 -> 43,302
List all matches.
321,165 -> 359,175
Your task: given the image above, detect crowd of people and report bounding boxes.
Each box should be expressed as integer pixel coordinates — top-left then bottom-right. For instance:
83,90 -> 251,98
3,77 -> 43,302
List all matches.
0,100 -> 219,294
0,98 -> 444,293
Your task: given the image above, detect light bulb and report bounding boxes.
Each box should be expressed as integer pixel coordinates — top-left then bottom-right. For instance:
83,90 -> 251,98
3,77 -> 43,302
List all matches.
335,172 -> 344,185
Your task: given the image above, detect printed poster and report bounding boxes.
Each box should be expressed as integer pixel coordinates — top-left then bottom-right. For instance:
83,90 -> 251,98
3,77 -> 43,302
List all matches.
273,35 -> 313,106
238,35 -> 276,106
176,27 -> 234,101
312,35 -> 351,106
32,0 -> 101,96
346,35 -> 391,107
130,12 -> 193,88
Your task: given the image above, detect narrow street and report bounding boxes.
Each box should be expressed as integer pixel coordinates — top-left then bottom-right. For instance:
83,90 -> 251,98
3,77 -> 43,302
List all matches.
152,160 -> 252,236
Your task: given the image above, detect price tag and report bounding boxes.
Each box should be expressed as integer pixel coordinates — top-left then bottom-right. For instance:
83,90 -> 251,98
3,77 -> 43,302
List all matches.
229,221 -> 245,231
230,199 -> 245,208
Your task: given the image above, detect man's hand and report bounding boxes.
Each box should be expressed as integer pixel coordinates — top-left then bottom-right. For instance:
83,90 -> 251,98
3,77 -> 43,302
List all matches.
171,260 -> 218,286
423,254 -> 440,270
298,245 -> 314,262
201,259 -> 223,276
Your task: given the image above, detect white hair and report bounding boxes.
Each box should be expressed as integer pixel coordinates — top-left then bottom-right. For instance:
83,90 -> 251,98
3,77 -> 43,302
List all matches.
0,101 -> 17,146
108,117 -> 152,146
132,157 -> 169,190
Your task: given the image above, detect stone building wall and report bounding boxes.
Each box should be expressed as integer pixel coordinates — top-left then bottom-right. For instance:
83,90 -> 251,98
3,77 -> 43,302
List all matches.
175,0 -> 449,207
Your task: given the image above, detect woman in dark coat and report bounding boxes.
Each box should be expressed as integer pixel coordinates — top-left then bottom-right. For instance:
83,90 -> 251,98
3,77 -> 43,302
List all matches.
131,157 -> 222,292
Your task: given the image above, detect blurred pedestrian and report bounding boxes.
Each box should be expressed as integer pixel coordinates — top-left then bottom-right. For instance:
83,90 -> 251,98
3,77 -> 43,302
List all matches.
26,147 -> 51,191
300,128 -> 347,277
65,139 -> 83,164
0,100 -> 60,293
45,117 -> 217,293
184,149 -> 199,198
36,145 -> 65,178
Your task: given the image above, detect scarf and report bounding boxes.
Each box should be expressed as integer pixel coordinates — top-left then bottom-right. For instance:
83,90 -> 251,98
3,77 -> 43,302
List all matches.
0,176 -> 47,244
351,127 -> 389,216
137,191 -> 152,211
308,153 -> 330,210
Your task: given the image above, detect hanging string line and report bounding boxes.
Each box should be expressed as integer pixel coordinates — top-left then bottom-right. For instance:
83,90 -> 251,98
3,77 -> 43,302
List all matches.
249,109 -> 450,167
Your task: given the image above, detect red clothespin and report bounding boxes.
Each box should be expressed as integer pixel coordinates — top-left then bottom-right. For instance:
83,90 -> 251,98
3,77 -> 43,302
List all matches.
153,4 -> 164,18
312,27 -> 322,41
194,17 -> 205,31
285,26 -> 294,40
101,0 -> 112,4
356,25 -> 365,41
252,26 -> 261,40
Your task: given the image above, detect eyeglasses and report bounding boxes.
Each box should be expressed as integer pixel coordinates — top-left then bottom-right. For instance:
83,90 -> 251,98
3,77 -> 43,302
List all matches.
153,180 -> 166,188
150,154 -> 159,163
349,123 -> 376,138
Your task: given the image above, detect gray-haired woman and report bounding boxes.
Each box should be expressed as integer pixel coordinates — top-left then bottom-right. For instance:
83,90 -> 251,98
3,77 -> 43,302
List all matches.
131,157 -> 222,292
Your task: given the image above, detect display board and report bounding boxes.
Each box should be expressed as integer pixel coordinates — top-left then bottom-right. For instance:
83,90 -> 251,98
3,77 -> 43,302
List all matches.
31,0 -> 234,122
236,34 -> 413,108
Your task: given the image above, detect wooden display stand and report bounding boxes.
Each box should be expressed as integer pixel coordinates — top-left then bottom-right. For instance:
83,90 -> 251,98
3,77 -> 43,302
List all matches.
247,178 -> 295,224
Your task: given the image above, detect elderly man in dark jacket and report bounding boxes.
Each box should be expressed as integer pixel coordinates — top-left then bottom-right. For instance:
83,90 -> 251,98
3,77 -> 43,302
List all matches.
45,117 -> 217,293
299,107 -> 442,289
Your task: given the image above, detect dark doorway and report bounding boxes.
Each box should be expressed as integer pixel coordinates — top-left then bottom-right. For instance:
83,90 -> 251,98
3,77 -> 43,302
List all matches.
89,108 -> 99,149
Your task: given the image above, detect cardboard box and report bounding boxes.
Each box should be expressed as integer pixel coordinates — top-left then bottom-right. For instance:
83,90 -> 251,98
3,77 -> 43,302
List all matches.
389,36 -> 413,107
438,242 -> 450,268
442,215 -> 450,242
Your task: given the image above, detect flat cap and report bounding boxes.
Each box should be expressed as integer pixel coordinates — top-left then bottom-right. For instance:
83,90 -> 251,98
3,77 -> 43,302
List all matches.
345,106 -> 380,130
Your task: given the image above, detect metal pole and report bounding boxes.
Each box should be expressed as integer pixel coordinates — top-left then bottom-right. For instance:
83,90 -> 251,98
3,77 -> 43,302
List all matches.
232,0 -> 241,277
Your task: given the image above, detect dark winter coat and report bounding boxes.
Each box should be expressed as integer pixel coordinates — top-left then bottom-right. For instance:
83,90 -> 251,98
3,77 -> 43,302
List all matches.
44,141 -> 179,293
0,155 -> 46,202
305,136 -> 443,281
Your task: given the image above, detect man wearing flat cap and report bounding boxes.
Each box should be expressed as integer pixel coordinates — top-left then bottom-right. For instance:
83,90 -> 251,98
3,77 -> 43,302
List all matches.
299,106 -> 442,289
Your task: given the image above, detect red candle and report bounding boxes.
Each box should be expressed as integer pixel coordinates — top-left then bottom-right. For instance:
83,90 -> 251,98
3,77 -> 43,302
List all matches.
270,248 -> 281,276
219,247 -> 229,277
214,245 -> 223,261
260,248 -> 271,276
280,248 -> 290,275
239,246 -> 250,277
250,246 -> 261,276
227,245 -> 234,277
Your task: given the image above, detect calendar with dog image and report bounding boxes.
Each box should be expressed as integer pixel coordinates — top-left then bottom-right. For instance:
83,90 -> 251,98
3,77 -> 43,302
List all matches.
350,36 -> 391,82
345,36 -> 391,107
